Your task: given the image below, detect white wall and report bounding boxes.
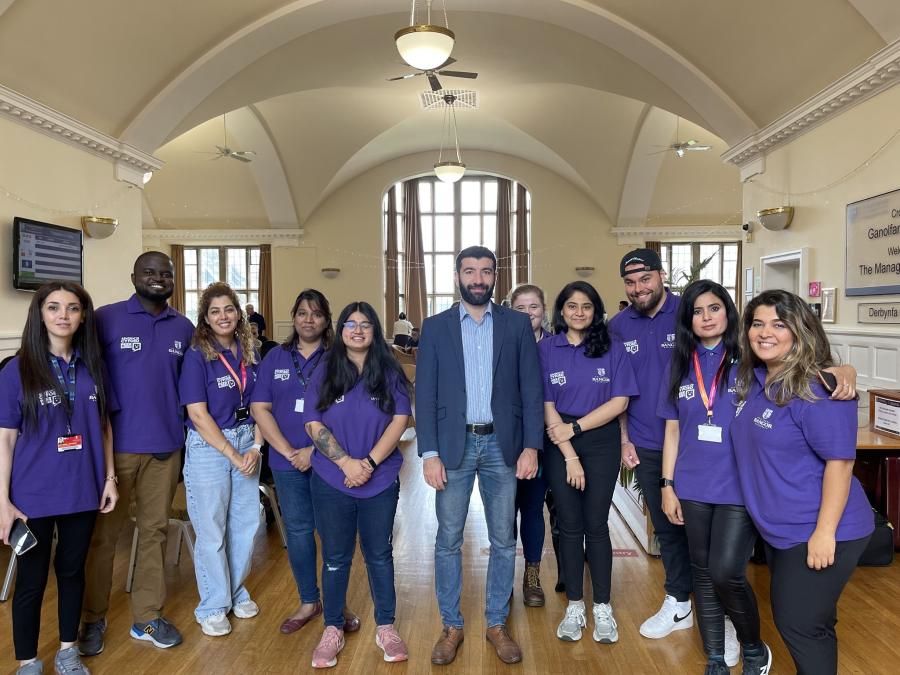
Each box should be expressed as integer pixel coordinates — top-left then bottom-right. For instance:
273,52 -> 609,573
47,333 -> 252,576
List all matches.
0,116 -> 144,356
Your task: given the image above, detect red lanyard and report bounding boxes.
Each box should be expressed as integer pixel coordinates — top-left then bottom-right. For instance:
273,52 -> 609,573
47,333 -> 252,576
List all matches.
217,353 -> 248,405
692,350 -> 726,422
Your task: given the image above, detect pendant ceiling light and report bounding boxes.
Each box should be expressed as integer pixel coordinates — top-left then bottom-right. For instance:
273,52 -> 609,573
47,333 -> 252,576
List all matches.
434,93 -> 465,183
395,0 -> 455,72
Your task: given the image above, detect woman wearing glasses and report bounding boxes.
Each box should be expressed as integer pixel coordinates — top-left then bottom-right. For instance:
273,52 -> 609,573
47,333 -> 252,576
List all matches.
304,302 -> 411,669
251,289 -> 360,635
0,282 -> 118,675
179,282 -> 262,637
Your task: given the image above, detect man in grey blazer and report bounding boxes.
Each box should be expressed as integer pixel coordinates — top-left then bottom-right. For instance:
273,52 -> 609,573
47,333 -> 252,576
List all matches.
416,246 -> 544,666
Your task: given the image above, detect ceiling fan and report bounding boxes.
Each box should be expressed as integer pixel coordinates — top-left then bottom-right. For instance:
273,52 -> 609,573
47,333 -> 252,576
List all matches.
197,114 -> 256,163
650,117 -> 711,158
386,56 -> 477,92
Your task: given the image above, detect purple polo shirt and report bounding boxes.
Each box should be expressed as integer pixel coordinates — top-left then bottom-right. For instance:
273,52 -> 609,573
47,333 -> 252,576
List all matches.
179,343 -> 259,430
250,344 -> 326,471
729,368 -> 874,549
306,367 -> 411,498
96,295 -> 194,453
607,291 -> 680,450
539,333 -> 638,417
656,341 -> 743,505
0,355 -> 118,518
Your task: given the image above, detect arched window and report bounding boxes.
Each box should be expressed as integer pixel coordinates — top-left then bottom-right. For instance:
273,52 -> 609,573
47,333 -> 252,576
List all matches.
382,174 -> 531,323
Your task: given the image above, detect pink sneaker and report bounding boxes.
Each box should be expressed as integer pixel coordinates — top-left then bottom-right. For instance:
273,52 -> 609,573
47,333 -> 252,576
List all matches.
311,626 -> 345,669
376,624 -> 409,663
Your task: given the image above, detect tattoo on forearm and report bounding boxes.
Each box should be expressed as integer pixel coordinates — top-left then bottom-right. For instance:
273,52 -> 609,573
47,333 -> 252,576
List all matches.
313,427 -> 348,464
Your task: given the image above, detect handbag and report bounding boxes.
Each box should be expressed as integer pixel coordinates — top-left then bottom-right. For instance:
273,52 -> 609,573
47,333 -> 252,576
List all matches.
857,509 -> 894,567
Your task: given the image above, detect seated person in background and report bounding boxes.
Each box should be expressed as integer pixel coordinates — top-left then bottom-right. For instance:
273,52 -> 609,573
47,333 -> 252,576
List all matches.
405,328 -> 420,352
250,322 -> 278,358
392,312 -> 413,342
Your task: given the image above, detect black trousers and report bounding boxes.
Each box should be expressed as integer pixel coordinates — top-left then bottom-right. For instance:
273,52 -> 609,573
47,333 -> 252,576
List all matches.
766,535 -> 870,675
681,500 -> 761,657
543,416 -> 620,604
634,448 -> 693,601
13,510 -> 97,660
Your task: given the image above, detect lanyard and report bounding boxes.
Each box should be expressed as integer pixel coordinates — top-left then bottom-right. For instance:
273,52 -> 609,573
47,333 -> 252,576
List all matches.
217,353 -> 248,406
49,354 -> 77,433
291,348 -> 322,393
692,350 -> 726,423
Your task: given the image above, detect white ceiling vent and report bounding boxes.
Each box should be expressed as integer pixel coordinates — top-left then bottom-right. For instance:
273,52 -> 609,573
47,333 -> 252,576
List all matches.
420,89 -> 479,110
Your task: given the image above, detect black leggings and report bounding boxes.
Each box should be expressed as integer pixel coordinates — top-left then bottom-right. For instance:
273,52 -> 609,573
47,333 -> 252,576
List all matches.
12,510 -> 97,660
766,535 -> 870,675
681,500 -> 761,657
543,415 -> 620,604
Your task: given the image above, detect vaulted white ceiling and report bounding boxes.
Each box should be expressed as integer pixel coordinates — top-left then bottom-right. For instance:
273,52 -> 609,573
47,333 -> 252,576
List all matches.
0,0 -> 891,231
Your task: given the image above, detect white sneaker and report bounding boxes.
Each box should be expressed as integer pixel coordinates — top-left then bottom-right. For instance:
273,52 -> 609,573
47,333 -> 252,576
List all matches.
197,613 -> 232,637
724,615 -> 739,667
556,601 -> 587,641
233,600 -> 259,619
639,595 -> 693,639
592,603 -> 618,643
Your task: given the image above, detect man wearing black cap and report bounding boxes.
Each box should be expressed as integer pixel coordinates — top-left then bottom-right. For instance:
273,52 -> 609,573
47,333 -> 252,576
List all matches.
608,248 -> 695,641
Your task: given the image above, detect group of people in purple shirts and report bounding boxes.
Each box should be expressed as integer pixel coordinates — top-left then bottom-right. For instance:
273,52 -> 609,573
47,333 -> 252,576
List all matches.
0,244 -> 874,675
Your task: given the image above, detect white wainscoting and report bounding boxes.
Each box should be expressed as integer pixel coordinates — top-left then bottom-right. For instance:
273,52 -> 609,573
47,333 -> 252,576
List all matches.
0,332 -> 19,360
827,327 -> 900,424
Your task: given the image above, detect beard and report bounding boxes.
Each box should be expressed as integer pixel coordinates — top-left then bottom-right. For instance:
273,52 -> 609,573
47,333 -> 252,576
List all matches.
628,284 -> 665,315
459,280 -> 494,306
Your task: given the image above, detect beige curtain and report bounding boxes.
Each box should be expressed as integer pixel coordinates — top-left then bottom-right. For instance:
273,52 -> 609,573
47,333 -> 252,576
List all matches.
515,183 -> 529,285
170,244 -> 185,313
495,178 -> 513,302
402,179 -> 427,327
259,244 -> 273,331
645,240 -> 661,255
384,186 -> 399,325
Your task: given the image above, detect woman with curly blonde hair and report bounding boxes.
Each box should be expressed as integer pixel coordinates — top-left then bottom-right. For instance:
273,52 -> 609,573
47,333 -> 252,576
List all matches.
731,290 -> 872,675
178,282 -> 263,637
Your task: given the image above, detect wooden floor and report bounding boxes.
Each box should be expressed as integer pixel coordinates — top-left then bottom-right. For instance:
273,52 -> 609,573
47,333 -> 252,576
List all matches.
2,434 -> 899,674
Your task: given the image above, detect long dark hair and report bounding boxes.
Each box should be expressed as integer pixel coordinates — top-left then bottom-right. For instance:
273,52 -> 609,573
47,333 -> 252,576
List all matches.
551,281 -> 610,358
667,280 -> 741,402
282,288 -> 334,351
316,301 -> 410,413
18,282 -> 108,429
737,289 -> 833,405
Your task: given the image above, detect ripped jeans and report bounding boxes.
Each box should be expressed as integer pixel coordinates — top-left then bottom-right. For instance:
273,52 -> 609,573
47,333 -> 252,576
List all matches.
309,471 -> 400,628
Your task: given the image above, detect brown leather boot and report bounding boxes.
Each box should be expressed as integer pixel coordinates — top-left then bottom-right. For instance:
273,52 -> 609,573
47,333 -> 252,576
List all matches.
522,561 -> 545,607
431,625 -> 464,665
485,625 -> 522,664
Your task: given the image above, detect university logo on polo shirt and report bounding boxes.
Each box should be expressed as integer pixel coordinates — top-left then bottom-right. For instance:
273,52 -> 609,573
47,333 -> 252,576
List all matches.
217,375 -> 236,389
38,388 -> 62,407
592,368 -> 610,384
120,336 -> 142,352
624,339 -> 639,354
334,395 -> 345,404
754,408 -> 775,429
273,369 -> 290,381
679,383 -> 695,400
661,333 -> 676,348
168,340 -> 184,357
550,370 -> 567,386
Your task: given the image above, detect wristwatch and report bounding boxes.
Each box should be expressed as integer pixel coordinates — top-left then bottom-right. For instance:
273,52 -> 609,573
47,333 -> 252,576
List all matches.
571,421 -> 582,436
659,478 -> 675,488
365,454 -> 378,470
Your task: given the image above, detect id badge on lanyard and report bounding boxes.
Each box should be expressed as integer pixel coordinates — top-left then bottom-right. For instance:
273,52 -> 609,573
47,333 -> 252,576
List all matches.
291,349 -> 321,415
693,350 -> 725,444
50,354 -> 82,450
218,354 -> 249,422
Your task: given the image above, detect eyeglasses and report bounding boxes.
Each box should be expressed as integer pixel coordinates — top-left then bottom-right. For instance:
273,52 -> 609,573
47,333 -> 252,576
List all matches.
343,320 -> 374,332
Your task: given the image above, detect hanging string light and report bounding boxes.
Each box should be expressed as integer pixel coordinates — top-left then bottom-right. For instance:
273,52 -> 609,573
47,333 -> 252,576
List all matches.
434,93 -> 465,183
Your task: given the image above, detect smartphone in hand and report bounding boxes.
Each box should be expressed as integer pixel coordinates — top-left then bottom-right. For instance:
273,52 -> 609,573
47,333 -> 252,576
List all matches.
9,518 -> 37,556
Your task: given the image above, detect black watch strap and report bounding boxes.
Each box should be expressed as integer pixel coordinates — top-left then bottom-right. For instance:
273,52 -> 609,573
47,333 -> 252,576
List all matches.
659,478 -> 675,488
366,454 -> 377,470
571,421 -> 582,436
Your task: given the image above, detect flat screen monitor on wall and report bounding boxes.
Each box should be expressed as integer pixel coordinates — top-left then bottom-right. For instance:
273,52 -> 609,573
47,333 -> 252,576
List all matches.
12,217 -> 83,291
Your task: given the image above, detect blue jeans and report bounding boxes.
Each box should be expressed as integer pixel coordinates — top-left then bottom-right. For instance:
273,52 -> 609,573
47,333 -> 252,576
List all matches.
184,426 -> 260,620
271,468 -> 319,604
310,472 -> 400,628
435,432 -> 517,628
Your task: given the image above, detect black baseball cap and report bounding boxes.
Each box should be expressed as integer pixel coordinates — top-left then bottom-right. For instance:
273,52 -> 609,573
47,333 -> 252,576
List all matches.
620,248 -> 663,277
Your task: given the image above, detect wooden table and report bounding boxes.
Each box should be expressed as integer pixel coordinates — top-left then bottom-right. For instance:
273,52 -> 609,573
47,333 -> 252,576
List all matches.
855,425 -> 900,548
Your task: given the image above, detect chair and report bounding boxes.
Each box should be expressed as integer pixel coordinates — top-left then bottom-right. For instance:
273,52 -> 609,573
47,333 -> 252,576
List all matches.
259,483 -> 287,548
125,482 -> 195,593
1,550 -> 16,602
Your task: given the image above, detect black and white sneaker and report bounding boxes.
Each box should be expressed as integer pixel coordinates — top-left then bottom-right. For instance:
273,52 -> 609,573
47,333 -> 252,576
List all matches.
741,642 -> 772,675
639,594 -> 693,639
